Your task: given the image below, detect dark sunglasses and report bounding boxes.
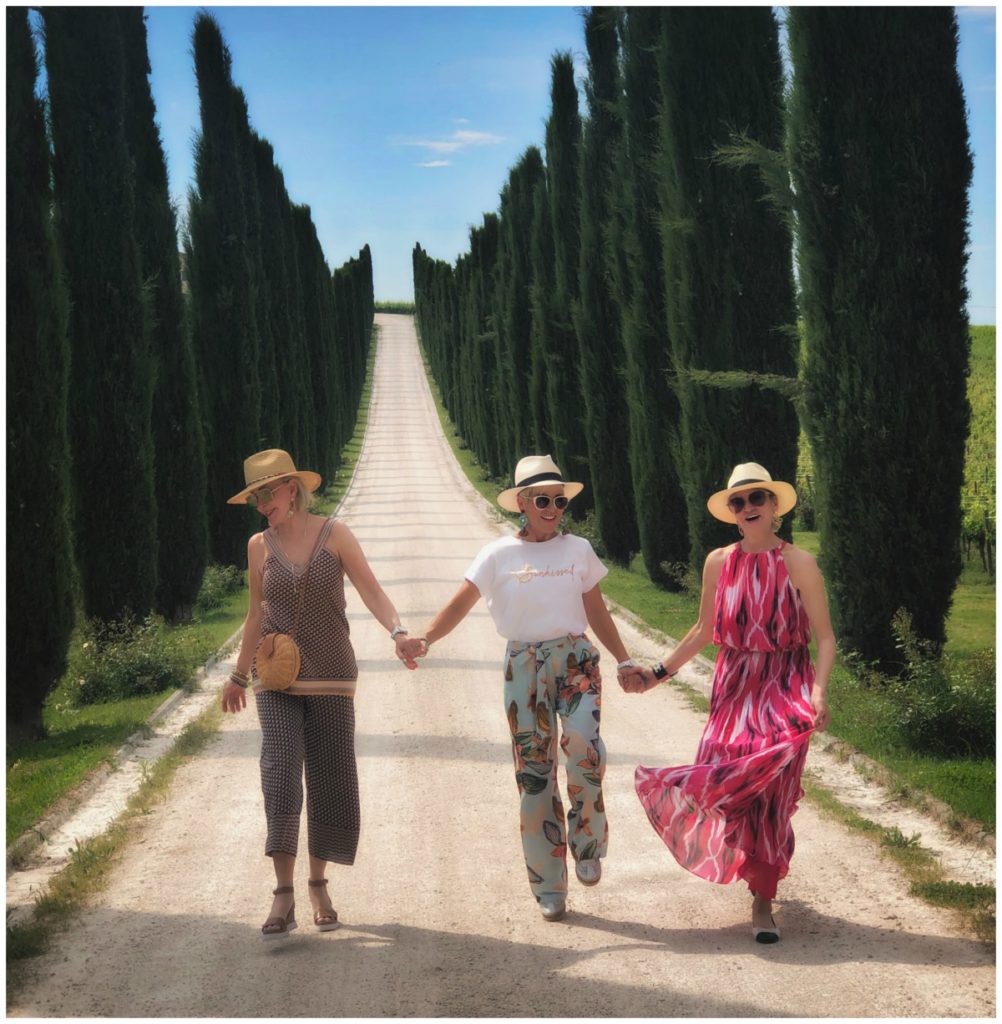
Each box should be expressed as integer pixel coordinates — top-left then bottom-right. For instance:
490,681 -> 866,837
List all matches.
529,494 -> 569,511
246,481 -> 289,508
726,488 -> 773,514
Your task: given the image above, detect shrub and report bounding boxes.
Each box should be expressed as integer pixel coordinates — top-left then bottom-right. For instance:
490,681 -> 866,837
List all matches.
194,563 -> 245,616
886,611 -> 994,759
67,615 -> 209,706
565,509 -> 607,560
660,561 -> 701,598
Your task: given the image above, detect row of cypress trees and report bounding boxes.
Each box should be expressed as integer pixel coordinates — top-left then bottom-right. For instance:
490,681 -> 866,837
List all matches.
413,7 -> 972,672
8,9 -> 373,737
187,13 -> 373,568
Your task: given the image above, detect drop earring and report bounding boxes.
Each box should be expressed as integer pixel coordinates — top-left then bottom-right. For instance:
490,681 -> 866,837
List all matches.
518,513 -> 527,536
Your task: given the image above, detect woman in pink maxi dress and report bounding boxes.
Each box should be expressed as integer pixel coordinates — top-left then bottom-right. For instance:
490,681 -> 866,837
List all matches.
623,463 -> 834,943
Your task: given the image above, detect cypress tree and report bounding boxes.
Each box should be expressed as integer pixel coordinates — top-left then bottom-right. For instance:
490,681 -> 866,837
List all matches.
788,8 -> 972,666
7,7 -> 76,738
118,7 -> 208,623
249,136 -> 289,454
543,53 -> 592,511
475,214 -> 504,478
575,8 -> 638,564
186,13 -> 261,566
291,203 -> 333,476
44,7 -> 159,621
495,146 -> 545,469
468,215 -> 503,477
528,174 -> 556,452
658,8 -> 799,570
616,8 -> 688,587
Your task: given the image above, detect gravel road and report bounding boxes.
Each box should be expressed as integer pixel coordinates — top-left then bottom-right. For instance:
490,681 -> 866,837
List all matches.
9,314 -> 994,1017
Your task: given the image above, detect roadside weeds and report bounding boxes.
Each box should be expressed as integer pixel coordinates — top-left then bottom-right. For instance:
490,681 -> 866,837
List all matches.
6,706 -> 223,998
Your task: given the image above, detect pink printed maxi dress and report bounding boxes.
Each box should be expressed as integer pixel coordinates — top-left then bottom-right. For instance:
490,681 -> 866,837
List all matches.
635,541 -> 815,899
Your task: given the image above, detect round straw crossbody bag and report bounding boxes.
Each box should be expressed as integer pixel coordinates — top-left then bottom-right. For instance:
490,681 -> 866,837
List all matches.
255,564 -> 311,691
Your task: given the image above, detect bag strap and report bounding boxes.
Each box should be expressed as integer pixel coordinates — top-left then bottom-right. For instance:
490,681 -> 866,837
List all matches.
291,560 -> 311,640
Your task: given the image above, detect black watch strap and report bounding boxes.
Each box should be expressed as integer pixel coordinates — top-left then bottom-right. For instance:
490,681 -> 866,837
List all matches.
652,662 -> 669,680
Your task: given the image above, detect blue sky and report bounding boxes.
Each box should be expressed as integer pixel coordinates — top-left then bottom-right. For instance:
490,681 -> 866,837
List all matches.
137,4 -> 995,318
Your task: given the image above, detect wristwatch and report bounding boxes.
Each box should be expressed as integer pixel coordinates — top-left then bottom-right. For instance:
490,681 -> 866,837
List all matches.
390,625 -> 409,640
651,662 -> 676,680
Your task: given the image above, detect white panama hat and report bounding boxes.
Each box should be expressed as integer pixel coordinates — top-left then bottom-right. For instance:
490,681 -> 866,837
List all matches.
706,462 -> 797,523
497,454 -> 584,513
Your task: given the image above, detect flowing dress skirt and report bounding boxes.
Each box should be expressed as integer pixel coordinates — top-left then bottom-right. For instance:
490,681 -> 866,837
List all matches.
635,644 -> 815,898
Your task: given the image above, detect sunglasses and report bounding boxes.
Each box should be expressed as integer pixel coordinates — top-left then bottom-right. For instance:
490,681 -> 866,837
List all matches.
246,481 -> 289,508
726,488 -> 773,514
528,494 -> 569,511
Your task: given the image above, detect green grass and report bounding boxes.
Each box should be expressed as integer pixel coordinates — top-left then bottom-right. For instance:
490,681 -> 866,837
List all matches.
6,589 -> 247,847
945,561 -> 996,658
822,665 -> 994,828
314,335 -> 377,516
793,529 -> 994,829
374,300 -> 416,314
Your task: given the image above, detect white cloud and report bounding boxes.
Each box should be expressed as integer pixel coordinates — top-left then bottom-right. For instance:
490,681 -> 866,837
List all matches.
418,160 -> 451,168
451,129 -> 502,146
395,128 -> 505,156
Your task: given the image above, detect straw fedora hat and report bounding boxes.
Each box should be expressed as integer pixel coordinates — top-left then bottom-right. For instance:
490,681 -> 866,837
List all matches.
497,454 -> 584,513
227,449 -> 322,505
707,462 -> 797,523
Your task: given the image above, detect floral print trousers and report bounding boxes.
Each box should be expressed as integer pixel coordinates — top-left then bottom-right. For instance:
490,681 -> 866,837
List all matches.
503,634 -> 609,902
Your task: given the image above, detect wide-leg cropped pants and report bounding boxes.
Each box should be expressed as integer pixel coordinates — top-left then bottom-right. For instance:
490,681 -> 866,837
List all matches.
255,690 -> 360,864
503,634 -> 609,901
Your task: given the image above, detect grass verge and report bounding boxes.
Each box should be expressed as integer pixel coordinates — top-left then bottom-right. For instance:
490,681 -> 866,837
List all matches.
6,707 -> 223,996
314,333 -> 377,516
804,778 -> 995,944
6,588 -> 247,846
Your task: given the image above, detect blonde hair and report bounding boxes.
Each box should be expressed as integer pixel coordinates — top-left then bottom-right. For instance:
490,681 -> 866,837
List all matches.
286,477 -> 315,513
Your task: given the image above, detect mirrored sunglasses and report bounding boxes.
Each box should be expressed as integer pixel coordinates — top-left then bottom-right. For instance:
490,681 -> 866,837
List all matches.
726,488 -> 773,514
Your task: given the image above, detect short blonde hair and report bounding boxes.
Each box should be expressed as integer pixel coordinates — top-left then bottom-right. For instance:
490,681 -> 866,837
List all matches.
285,477 -> 315,512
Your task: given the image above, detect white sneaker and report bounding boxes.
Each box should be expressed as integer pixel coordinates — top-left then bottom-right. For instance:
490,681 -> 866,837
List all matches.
539,897 -> 567,922
575,859 -> 602,886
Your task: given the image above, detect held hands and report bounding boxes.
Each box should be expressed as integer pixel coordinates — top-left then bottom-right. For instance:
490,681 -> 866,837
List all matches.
395,634 -> 429,670
618,665 -> 659,694
617,659 -> 659,694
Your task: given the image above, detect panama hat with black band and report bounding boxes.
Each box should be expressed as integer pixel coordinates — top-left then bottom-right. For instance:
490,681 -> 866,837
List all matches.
706,462 -> 797,524
497,454 -> 584,513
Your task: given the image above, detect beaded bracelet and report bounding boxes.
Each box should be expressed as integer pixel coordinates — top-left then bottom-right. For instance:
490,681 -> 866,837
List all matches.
229,671 -> 249,689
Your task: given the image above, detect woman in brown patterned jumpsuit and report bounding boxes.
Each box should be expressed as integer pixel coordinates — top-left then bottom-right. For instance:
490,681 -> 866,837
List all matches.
223,449 -> 425,939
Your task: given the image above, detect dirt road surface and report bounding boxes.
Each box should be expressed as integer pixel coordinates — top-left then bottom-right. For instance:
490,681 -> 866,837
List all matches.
10,315 -> 994,1017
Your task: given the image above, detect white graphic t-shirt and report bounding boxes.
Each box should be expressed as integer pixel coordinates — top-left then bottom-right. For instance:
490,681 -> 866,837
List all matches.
464,533 -> 608,641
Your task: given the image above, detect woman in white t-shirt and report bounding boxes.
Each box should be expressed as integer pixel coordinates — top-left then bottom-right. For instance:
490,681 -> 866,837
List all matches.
415,455 -> 642,922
